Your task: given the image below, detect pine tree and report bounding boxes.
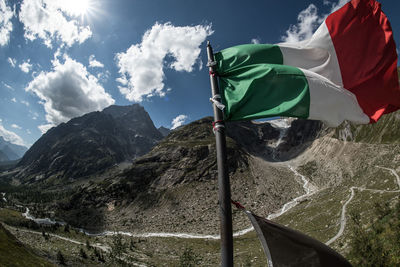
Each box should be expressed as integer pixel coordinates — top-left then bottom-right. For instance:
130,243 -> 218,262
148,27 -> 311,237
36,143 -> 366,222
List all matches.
57,250 -> 66,265
80,248 -> 87,259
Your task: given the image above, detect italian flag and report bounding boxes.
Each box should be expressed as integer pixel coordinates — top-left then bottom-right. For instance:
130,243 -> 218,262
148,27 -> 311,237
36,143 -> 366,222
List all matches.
215,0 -> 400,126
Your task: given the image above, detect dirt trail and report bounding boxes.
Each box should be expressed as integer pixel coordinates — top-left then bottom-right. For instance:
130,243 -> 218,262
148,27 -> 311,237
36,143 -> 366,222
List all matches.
325,166 -> 400,245
5,224 -> 111,252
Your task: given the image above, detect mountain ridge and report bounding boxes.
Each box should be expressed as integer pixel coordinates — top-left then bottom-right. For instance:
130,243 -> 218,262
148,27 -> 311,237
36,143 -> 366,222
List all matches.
15,104 -> 164,184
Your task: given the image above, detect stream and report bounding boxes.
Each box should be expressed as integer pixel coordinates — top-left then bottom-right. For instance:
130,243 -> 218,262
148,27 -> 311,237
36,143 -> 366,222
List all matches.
20,165 -> 316,239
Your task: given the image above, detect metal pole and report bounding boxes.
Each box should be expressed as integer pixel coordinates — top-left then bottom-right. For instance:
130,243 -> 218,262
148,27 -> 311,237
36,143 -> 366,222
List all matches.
206,41 -> 234,267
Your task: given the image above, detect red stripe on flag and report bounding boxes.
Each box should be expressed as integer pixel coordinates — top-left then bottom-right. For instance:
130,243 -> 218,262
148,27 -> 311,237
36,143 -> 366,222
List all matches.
326,0 -> 400,122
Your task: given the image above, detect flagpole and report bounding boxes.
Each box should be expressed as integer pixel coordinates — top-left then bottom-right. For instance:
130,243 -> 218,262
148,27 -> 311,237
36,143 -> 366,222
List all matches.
206,41 -> 234,267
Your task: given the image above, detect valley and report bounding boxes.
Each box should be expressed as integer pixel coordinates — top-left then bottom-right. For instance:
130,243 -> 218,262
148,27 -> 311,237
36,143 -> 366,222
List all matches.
0,105 -> 399,266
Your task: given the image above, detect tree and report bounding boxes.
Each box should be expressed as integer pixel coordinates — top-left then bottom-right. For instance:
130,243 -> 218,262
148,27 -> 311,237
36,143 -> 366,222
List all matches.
86,240 -> 91,250
179,247 -> 201,267
111,234 -> 126,259
129,239 -> 135,250
94,248 -> 105,262
80,248 -> 87,259
57,250 -> 66,265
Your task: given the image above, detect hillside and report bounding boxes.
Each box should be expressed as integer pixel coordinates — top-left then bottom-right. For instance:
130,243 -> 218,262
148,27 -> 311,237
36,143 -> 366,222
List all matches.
334,110 -> 400,144
0,223 -> 54,266
54,117 -> 316,233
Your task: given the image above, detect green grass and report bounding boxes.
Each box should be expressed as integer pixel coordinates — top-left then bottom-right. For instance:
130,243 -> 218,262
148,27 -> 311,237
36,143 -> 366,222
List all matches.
0,208 -> 31,226
0,224 -> 55,267
275,187 -> 349,242
98,229 -> 268,266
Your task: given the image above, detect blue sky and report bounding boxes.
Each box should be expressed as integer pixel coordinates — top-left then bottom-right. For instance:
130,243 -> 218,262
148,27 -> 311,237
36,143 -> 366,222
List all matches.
0,0 -> 399,148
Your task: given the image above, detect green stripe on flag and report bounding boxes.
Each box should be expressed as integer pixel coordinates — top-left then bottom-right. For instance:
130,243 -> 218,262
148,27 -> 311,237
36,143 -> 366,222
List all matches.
215,44 -> 310,121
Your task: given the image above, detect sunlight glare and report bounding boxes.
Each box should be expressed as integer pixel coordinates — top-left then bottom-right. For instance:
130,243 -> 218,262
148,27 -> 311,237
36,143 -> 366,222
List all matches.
60,0 -> 91,17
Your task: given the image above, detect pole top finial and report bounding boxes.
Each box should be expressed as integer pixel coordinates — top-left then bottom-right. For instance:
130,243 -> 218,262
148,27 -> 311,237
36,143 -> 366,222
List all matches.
207,40 -> 210,46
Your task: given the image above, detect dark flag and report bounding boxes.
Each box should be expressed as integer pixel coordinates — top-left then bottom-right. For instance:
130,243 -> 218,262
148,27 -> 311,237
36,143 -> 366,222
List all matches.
234,201 -> 352,267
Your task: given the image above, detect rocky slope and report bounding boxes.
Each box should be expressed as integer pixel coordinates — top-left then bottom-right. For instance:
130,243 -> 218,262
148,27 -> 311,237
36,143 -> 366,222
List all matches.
53,117 -> 321,233
334,110 -> 400,144
15,104 -> 163,184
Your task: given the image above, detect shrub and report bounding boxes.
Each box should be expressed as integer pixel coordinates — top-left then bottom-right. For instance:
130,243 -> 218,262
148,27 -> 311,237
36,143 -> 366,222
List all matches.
179,247 -> 201,267
348,201 -> 400,266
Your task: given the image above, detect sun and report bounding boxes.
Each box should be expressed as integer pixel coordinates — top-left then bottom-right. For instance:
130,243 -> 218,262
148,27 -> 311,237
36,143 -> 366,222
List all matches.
60,0 -> 92,17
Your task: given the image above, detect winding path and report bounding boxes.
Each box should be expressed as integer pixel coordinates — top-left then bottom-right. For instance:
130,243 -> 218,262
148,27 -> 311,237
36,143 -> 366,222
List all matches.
5,224 -> 111,252
325,166 -> 400,245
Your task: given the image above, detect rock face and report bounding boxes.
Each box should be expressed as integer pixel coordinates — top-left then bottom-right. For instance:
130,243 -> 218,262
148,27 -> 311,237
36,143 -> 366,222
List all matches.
17,104 -> 164,182
226,118 -> 323,161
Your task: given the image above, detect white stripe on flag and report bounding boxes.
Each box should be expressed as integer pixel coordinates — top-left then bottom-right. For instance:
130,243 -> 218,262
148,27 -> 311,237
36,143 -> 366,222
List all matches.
301,68 -> 370,126
279,22 -> 343,87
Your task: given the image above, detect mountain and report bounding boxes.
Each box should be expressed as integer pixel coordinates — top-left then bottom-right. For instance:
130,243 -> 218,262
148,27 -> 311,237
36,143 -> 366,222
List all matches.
2,103 -> 400,265
15,104 -> 164,183
0,150 -> 8,162
1,146 -> 19,161
43,113 -> 400,264
334,110 -> 400,144
0,137 -> 27,161
53,117 -> 320,232
158,126 -> 170,137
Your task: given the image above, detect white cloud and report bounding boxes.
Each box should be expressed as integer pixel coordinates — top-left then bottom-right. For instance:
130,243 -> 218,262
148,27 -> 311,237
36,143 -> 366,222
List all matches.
38,124 -> 53,134
89,55 -> 104,68
21,100 -> 29,106
7,57 -> 16,67
0,0 -> 13,46
282,4 -> 322,43
2,82 -> 13,90
0,120 -> 26,146
19,0 -> 92,48
11,97 -> 16,102
282,0 -> 349,43
25,55 -> 115,134
27,129 -> 31,134
19,59 -> 33,73
251,38 -> 260,44
171,114 -> 188,129
11,124 -> 21,130
97,70 -> 110,83
116,22 -> 213,102
31,112 -> 38,120
328,0 -> 349,12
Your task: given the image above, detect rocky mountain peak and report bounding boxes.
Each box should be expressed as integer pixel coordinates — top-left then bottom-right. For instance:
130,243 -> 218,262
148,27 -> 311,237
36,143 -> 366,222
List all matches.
16,104 -> 164,183
158,126 -> 170,137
